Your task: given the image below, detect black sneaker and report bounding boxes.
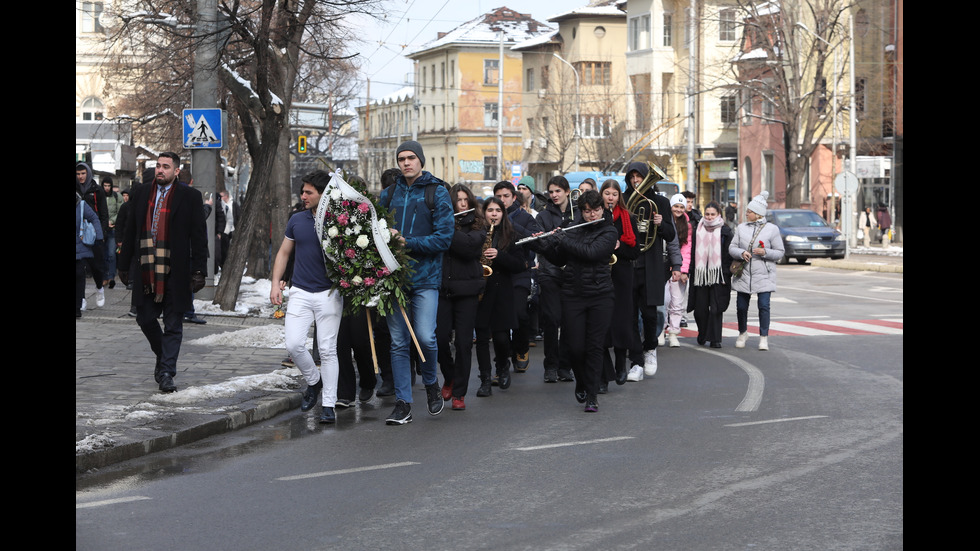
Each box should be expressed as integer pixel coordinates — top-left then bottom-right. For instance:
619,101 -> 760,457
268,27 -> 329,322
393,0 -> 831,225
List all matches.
301,378 -> 323,411
497,368 -> 512,390
386,400 -> 413,425
557,368 -> 574,382
335,398 -> 352,408
281,357 -> 296,368
544,369 -> 558,383
376,379 -> 395,397
476,380 -> 492,397
425,384 -> 445,416
358,387 -> 374,402
319,406 -> 336,424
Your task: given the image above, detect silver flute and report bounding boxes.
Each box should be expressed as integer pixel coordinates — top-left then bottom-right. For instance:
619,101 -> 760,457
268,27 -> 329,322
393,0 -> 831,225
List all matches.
514,218 -> 603,245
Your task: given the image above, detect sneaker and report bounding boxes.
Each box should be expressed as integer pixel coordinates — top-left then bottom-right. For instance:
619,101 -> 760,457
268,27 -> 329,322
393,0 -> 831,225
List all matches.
643,350 -> 658,377
441,382 -> 453,401
81,298 -> 88,311
376,379 -> 395,397
385,400 -> 413,425
598,383 -> 608,394
476,380 -> 492,397
318,406 -> 336,424
96,288 -> 105,308
584,397 -> 598,413
452,397 -> 465,410
514,352 -> 530,372
128,305 -> 136,317
300,378 -> 323,412
658,332 -> 666,346
758,336 -> 769,351
667,333 -> 680,348
281,357 -> 296,368
735,332 -> 749,349
497,367 -> 512,390
544,369 -> 558,383
425,384 -> 445,416
626,365 -> 644,382
557,368 -> 574,382
680,318 -> 688,328
335,398 -> 352,409
358,387 -> 374,402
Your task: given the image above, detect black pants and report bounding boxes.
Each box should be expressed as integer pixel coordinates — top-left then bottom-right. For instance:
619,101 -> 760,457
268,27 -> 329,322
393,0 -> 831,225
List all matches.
692,284 -> 731,345
437,294 -> 479,397
337,308 -> 379,400
476,326 -> 511,380
511,286 -> 531,357
135,286 -> 183,383
562,291 -> 613,398
538,277 -> 565,372
629,267 -> 662,366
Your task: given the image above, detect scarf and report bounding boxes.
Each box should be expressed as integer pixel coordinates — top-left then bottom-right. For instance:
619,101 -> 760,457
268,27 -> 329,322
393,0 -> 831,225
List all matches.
139,183 -> 173,302
612,204 -> 636,247
693,215 -> 724,286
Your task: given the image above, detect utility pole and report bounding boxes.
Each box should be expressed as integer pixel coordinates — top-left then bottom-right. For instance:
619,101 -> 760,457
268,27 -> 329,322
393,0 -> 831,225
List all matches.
498,31 -> 504,182
193,0 -> 219,289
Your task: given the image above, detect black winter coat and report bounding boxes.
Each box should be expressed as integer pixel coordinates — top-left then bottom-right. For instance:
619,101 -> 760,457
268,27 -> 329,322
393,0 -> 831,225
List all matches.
531,216 -> 618,299
441,212 -> 487,298
475,226 -> 527,331
534,200 -> 574,281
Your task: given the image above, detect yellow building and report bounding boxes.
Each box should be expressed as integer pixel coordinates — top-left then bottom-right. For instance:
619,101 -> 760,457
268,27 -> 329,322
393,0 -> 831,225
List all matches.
406,6 -> 553,197
514,0 -> 629,185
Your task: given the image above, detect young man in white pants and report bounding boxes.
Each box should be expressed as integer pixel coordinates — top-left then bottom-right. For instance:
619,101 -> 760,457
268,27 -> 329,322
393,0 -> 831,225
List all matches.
271,171 -> 343,424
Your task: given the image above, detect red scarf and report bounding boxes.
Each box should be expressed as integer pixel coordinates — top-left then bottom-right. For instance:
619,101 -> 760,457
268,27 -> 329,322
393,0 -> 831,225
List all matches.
612,204 -> 636,247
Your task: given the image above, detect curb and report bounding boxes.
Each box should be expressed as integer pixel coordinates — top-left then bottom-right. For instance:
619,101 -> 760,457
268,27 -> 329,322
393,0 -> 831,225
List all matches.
809,258 -> 903,273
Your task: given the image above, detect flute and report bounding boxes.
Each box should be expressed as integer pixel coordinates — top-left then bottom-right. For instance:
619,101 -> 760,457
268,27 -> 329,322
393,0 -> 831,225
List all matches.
514,218 -> 603,245
454,208 -> 475,217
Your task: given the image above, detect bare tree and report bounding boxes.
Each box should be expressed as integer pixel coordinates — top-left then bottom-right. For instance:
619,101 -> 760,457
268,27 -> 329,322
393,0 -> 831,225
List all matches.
100,0 -> 382,309
729,0 -> 854,208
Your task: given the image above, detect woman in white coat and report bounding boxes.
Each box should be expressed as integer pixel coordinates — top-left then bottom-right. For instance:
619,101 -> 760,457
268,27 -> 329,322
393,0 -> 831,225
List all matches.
729,191 -> 784,350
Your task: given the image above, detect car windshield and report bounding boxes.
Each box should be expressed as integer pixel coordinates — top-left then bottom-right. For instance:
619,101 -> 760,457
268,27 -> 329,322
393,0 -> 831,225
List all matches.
772,211 -> 830,228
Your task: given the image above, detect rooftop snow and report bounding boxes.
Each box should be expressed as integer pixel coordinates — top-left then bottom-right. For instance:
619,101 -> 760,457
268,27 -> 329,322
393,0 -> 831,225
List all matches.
410,6 -> 553,56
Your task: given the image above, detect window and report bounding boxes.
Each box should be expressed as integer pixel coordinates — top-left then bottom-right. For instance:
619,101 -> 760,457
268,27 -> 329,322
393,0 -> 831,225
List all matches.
855,77 -> 866,114
762,98 -> 774,119
575,62 -> 611,86
574,114 -> 612,138
81,97 -> 104,121
526,68 -> 535,92
743,92 -> 753,125
484,59 -> 499,85
720,95 -> 737,125
663,14 -> 673,47
431,64 -> 436,90
421,66 -> 426,91
763,152 -> 775,197
484,156 -> 498,181
450,60 -> 455,86
484,103 -> 498,127
719,9 -> 737,42
81,2 -> 104,33
541,116 -> 549,138
541,65 -> 549,89
440,62 -> 445,90
629,15 -> 650,51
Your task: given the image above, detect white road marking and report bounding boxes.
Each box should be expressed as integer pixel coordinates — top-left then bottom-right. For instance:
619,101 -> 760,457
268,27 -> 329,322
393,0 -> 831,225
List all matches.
689,346 -> 764,412
830,320 -> 904,335
513,436 -> 635,451
276,461 -> 419,481
76,496 -> 152,509
724,415 -> 829,427
781,285 -> 903,304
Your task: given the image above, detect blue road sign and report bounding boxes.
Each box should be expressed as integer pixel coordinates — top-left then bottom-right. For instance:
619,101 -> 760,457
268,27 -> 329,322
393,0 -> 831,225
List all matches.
183,109 -> 223,149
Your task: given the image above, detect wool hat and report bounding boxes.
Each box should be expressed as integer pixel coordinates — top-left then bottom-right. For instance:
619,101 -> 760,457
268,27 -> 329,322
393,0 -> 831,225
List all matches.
396,140 -> 425,168
670,193 -> 686,208
518,175 -> 535,192
747,191 -> 770,216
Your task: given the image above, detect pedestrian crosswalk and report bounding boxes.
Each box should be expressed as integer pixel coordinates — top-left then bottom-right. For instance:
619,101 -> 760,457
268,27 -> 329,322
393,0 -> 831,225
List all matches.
679,318 -> 903,338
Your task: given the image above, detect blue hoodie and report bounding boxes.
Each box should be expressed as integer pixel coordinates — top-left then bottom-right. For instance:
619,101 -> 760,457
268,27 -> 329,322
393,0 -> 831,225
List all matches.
380,171 -> 454,290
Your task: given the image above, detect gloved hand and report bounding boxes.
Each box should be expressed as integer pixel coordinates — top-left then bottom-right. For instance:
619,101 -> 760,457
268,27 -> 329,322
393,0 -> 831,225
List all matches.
190,272 -> 206,293
118,270 -> 129,286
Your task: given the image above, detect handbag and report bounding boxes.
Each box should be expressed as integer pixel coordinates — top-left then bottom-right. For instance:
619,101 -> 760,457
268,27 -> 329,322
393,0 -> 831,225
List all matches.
79,201 -> 97,246
731,222 -> 766,278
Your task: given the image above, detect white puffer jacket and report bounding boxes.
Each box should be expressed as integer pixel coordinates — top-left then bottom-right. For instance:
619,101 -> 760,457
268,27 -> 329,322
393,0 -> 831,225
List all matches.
729,220 -> 784,294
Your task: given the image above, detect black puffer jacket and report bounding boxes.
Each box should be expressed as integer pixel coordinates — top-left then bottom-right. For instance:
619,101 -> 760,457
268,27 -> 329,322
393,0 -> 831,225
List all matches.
441,211 -> 487,298
530,215 -> 618,298
534,200 -> 573,281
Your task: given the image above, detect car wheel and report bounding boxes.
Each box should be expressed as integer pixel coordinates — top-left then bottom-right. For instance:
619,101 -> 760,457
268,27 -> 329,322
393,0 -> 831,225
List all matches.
795,257 -> 808,264
778,253 -> 790,265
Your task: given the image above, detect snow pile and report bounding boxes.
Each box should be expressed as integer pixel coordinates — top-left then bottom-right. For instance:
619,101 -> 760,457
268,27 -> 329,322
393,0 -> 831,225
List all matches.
150,370 -> 301,405
76,433 -> 116,453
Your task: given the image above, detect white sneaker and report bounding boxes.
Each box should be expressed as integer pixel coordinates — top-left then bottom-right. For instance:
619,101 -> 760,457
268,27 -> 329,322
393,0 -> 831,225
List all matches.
96,288 -> 106,308
658,332 -> 666,346
668,333 -> 680,348
626,365 -> 644,382
643,350 -> 658,377
81,298 -> 87,311
735,333 -> 749,349
758,336 -> 769,351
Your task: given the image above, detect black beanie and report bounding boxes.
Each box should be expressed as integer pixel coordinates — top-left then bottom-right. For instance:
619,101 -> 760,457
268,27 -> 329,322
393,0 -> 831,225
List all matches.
396,140 -> 425,168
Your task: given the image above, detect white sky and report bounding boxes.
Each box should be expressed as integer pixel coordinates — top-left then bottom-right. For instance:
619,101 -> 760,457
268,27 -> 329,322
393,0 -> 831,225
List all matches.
350,0 -> 589,102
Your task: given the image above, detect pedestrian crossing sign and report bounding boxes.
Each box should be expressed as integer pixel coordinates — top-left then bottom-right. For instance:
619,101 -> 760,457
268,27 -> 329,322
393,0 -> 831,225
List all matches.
183,109 -> 224,149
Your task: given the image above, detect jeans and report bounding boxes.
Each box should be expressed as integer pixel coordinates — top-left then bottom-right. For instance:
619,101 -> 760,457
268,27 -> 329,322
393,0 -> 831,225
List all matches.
104,229 -> 116,280
388,288 -> 439,403
737,291 -> 771,336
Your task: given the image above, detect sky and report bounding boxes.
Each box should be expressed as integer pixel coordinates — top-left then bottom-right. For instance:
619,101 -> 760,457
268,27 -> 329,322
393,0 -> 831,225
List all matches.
348,0 -> 589,103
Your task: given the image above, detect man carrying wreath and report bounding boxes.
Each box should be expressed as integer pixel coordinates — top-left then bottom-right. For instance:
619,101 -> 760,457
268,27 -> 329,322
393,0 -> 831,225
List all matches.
379,141 -> 454,425
271,170 -> 344,424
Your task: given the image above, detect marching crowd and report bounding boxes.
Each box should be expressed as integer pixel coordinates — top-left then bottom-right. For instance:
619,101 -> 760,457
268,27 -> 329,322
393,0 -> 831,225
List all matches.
276,141 -> 784,426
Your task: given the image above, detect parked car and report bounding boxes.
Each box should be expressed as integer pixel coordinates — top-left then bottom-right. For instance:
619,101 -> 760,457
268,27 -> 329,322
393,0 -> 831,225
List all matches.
765,209 -> 845,264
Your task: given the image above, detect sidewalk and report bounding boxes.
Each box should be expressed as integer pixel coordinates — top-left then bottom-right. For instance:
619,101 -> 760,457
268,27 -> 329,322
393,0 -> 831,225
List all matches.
76,244 -> 902,474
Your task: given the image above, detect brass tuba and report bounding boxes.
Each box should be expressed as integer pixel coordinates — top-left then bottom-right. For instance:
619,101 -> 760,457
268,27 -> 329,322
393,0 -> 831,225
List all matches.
625,161 -> 668,252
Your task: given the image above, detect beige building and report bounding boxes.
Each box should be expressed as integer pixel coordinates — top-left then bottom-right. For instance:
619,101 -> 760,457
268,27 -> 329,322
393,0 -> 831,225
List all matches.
357,7 -> 552,197
624,0 -> 740,205
514,0 -> 629,186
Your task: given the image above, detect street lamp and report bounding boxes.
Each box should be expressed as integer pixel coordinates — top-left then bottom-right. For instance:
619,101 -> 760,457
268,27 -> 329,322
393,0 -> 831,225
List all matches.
552,53 -> 580,172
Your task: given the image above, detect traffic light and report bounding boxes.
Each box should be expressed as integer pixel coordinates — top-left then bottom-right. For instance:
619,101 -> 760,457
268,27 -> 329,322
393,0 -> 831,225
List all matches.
297,135 -> 307,154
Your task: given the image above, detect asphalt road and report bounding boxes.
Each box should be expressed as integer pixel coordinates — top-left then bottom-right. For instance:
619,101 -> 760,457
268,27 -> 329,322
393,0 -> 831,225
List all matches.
76,262 -> 903,550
